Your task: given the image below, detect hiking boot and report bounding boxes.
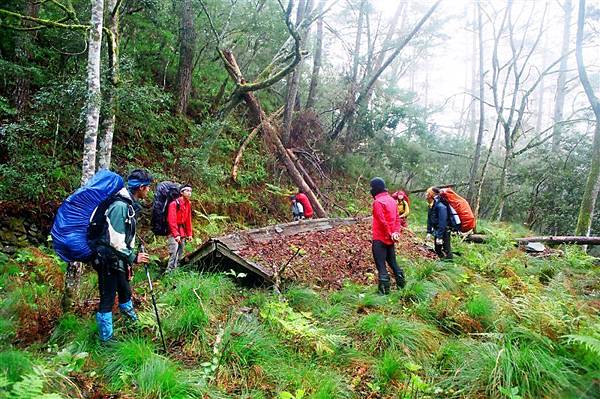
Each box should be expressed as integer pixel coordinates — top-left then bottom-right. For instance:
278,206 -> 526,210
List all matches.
99,336 -> 119,348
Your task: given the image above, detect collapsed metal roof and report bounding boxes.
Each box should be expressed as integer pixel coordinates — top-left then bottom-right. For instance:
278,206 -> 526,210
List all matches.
183,217 -> 365,285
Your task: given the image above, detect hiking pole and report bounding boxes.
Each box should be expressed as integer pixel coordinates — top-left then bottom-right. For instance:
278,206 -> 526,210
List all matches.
141,244 -> 167,353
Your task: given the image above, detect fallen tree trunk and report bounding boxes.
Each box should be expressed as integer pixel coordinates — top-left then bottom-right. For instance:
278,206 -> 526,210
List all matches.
221,49 -> 327,218
466,234 -> 600,245
231,106 -> 283,182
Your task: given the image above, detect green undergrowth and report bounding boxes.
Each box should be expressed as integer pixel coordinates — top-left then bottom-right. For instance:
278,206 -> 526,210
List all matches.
0,219 -> 599,398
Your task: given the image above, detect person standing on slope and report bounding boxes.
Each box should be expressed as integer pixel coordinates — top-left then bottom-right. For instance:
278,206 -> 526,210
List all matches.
370,177 -> 405,294
165,184 -> 193,273
426,187 -> 453,260
95,169 -> 153,343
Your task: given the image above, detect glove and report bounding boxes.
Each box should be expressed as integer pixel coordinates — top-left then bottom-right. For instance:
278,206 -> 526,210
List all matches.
435,238 -> 444,245
426,233 -> 432,241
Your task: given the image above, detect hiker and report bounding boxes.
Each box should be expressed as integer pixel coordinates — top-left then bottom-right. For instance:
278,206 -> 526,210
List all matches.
426,187 -> 453,260
165,183 -> 193,273
290,195 -> 305,221
391,190 -> 410,229
295,190 -> 314,219
370,177 -> 405,294
95,169 -> 153,343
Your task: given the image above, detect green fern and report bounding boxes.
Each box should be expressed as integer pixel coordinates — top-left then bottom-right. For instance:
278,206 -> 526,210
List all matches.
4,367 -> 63,399
563,333 -> 600,358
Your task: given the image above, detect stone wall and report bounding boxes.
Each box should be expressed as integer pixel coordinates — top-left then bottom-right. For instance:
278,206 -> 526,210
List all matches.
0,216 -> 47,254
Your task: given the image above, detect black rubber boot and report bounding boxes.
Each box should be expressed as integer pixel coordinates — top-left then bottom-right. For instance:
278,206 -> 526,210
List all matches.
378,279 -> 391,295
396,275 -> 406,289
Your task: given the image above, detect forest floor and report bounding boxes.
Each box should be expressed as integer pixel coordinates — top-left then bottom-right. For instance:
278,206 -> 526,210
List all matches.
1,205 -> 599,399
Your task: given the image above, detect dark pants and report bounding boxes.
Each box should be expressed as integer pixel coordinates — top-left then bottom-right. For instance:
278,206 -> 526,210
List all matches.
372,240 -> 405,286
435,230 -> 453,259
98,264 -> 132,313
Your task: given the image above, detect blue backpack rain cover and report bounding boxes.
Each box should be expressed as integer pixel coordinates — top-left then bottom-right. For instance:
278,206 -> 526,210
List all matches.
51,169 -> 124,263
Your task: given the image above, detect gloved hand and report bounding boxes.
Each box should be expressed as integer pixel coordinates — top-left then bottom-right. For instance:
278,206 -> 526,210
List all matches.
425,233 -> 432,241
391,232 -> 400,242
435,238 -> 444,245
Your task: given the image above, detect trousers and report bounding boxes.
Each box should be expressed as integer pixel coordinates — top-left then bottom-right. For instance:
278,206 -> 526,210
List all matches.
372,240 -> 405,286
434,230 -> 453,259
166,235 -> 186,272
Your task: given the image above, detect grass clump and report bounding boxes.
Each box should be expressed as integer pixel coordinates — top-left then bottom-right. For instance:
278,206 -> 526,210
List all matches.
445,326 -> 580,398
103,337 -> 157,390
375,350 -> 405,385
464,291 -> 496,329
356,313 -> 440,358
137,356 -> 197,398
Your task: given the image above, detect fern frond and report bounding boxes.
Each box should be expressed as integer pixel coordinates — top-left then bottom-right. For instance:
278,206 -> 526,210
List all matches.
563,333 -> 600,357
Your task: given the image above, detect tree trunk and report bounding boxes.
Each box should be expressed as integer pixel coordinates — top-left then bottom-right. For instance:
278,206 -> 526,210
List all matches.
467,3 -> 485,207
62,262 -> 83,312
222,50 -> 327,218
305,0 -> 324,109
468,3 -> 477,141
552,0 -> 573,152
351,0 -> 365,84
574,0 -> 600,236
363,1 -> 404,104
69,0 -> 105,313
342,0 -> 366,145
467,234 -> 600,246
98,0 -> 121,170
535,37 -> 548,134
13,1 -> 40,114
496,144 -> 512,221
175,0 -> 196,115
282,0 -> 308,146
474,118 -> 501,218
81,0 -> 104,186
330,0 -> 441,140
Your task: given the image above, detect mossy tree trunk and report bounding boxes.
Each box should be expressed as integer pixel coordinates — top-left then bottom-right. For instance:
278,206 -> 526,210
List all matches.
175,0 -> 196,115
574,0 -> 600,236
98,0 -> 121,170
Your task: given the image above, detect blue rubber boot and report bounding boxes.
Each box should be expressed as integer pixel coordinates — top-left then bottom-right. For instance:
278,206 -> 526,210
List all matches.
119,300 -> 138,322
96,311 -> 114,342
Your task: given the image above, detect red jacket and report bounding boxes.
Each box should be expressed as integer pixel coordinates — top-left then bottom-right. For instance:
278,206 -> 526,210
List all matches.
167,197 -> 193,238
295,193 -> 314,218
372,192 -> 400,245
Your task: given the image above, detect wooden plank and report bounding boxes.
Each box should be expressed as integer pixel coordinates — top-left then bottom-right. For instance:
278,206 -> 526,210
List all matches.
216,217 -> 364,251
215,242 -> 273,281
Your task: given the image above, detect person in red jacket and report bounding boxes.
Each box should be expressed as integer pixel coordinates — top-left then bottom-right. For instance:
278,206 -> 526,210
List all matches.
295,190 -> 314,218
370,177 -> 405,294
165,184 -> 193,273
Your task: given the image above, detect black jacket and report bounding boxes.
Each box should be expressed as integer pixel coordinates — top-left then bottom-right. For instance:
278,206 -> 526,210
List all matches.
427,197 -> 449,238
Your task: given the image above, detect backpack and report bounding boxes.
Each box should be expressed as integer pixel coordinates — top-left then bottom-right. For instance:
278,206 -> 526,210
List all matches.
51,169 -> 124,263
151,181 -> 180,236
439,188 -> 476,232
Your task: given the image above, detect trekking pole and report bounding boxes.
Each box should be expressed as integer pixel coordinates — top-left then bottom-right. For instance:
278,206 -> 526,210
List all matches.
141,244 -> 167,353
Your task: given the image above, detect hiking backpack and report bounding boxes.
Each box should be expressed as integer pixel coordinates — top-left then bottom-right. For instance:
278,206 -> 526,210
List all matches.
151,181 -> 181,236
51,169 -> 124,263
439,188 -> 476,232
